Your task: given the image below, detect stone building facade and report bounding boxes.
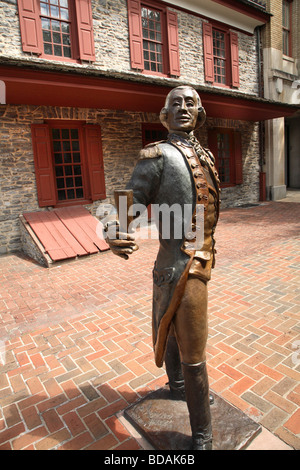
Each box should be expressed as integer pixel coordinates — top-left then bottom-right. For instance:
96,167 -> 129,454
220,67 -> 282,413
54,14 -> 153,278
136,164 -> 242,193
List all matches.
0,0 -> 298,254
262,0 -> 300,199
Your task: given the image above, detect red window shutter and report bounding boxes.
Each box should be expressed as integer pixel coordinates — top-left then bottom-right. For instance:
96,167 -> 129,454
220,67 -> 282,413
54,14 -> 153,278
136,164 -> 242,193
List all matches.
17,0 -> 42,54
31,124 -> 56,207
166,10 -> 180,76
230,31 -> 240,88
234,132 -> 243,184
74,0 -> 95,61
84,125 -> 106,201
203,22 -> 214,83
127,0 -> 144,70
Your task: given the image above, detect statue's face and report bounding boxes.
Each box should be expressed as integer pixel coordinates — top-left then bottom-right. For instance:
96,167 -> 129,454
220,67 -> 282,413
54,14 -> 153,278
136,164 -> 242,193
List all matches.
166,88 -> 199,133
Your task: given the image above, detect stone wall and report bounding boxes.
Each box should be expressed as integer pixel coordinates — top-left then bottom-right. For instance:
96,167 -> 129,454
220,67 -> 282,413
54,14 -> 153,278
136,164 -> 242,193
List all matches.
0,103 -> 260,254
0,0 -> 260,96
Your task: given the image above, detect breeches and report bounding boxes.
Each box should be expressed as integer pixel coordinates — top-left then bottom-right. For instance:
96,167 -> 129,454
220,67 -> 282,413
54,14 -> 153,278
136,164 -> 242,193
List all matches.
171,277 -> 208,364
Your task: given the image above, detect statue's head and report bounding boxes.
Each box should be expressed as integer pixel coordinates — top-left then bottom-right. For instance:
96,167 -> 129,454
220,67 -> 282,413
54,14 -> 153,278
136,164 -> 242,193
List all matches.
159,86 -> 206,133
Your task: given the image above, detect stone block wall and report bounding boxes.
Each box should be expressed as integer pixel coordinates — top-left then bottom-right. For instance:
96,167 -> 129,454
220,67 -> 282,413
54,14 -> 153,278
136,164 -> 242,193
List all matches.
0,0 -> 260,96
0,103 -> 260,254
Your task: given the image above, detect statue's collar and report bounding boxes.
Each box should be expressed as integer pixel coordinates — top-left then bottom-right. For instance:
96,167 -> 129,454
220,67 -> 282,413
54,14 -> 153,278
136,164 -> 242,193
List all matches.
168,131 -> 195,147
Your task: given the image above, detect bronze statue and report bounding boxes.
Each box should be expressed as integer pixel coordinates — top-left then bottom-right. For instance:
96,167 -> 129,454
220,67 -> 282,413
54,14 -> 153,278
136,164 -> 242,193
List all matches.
105,86 -> 220,450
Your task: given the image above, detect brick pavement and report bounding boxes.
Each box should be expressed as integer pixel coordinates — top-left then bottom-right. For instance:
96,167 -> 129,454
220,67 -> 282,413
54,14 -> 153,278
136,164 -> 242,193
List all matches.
0,201 -> 299,450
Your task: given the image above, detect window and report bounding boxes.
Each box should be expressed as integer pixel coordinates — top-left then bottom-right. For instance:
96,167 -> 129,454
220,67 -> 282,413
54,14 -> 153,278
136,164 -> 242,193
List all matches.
31,122 -> 105,207
127,0 -> 180,76
17,0 -> 95,62
51,125 -> 85,202
142,6 -> 164,73
40,0 -> 73,59
142,123 -> 168,146
203,22 -> 240,88
213,29 -> 227,85
208,129 -> 243,187
282,0 -> 292,56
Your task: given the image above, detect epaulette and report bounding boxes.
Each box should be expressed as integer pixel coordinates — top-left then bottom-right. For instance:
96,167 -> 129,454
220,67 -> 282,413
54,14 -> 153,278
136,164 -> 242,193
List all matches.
138,141 -> 165,160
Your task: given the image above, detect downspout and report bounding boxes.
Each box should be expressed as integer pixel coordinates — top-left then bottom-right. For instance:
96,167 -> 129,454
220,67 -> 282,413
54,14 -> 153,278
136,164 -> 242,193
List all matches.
256,25 -> 266,201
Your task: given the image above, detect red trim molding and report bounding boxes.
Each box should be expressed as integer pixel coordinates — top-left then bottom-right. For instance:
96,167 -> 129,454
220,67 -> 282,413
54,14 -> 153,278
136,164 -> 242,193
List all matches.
0,66 -> 298,121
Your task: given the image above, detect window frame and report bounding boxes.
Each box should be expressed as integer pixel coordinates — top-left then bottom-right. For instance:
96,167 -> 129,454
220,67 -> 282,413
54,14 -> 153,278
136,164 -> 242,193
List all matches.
212,26 -> 231,88
208,128 -> 243,188
282,0 -> 293,57
203,21 -> 240,89
17,0 -> 96,63
46,120 -> 91,206
127,0 -> 180,77
31,120 -> 106,208
39,0 -> 79,62
140,0 -> 169,77
142,123 -> 168,146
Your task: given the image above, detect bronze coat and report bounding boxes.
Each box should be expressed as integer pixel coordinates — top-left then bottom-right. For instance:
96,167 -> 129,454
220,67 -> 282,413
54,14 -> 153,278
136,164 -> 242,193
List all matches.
126,134 -> 220,367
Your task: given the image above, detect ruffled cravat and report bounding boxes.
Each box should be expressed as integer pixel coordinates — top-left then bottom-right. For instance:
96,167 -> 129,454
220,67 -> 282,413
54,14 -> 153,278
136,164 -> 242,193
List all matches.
188,134 -> 212,164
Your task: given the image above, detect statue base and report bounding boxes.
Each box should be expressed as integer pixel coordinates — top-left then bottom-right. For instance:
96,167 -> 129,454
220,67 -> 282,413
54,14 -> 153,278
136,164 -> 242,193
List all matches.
124,387 -> 261,450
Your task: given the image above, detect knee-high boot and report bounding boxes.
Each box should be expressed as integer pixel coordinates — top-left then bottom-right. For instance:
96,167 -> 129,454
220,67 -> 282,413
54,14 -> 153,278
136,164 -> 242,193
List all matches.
165,335 -> 185,400
182,361 -> 212,450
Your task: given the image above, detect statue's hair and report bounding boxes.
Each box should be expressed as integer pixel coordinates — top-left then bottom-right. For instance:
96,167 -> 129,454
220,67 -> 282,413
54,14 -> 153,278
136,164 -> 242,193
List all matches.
164,85 -> 201,108
160,85 -> 206,129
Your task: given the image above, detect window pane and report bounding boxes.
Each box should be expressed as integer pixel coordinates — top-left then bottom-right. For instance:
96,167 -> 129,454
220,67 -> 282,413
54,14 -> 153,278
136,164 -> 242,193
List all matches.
40,2 -> 49,15
55,167 -> 64,177
62,129 -> 69,139
70,129 -> 78,139
41,18 -> 51,30
67,189 -> 75,199
61,22 -> 69,33
54,44 -> 62,56
53,141 -> 61,152
52,129 -> 60,139
51,20 -> 60,32
63,140 -> 70,151
66,177 -> 74,188
58,190 -> 66,200
76,188 -> 84,198
64,165 -> 73,175
56,178 -> 64,188
54,153 -> 63,164
75,176 -> 82,187
72,140 -> 79,151
53,32 -> 61,44
60,9 -> 69,21
74,166 -> 82,175
63,46 -> 71,58
43,30 -> 51,42
44,43 -> 52,55
64,153 -> 72,163
62,34 -> 70,45
50,6 -> 59,18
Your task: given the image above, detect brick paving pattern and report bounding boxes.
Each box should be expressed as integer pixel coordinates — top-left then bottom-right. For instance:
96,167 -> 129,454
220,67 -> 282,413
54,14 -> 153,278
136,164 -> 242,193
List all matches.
0,201 -> 299,450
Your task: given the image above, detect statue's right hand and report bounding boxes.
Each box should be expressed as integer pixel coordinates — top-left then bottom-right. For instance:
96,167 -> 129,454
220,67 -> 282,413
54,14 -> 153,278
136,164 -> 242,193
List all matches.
104,221 -> 139,260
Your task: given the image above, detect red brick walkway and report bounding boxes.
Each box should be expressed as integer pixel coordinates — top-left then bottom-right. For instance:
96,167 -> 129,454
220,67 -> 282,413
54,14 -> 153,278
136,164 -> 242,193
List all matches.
0,201 -> 299,450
